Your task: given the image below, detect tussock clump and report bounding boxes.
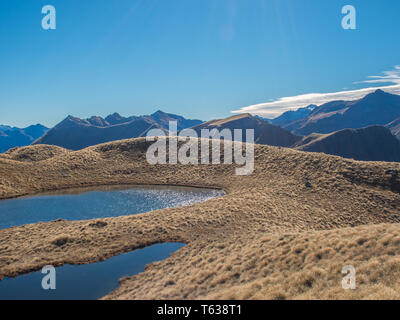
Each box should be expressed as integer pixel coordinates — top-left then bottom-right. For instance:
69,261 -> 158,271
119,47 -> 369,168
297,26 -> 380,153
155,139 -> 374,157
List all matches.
88,220 -> 108,228
51,236 -> 71,247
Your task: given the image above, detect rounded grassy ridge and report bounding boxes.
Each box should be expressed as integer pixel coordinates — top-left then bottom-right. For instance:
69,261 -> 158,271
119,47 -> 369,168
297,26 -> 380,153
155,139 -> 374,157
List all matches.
0,137 -> 399,299
0,144 -> 70,163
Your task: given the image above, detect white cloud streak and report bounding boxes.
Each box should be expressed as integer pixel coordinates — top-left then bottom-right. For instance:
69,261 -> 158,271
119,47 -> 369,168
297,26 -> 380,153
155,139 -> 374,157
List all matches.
355,65 -> 400,85
232,66 -> 400,118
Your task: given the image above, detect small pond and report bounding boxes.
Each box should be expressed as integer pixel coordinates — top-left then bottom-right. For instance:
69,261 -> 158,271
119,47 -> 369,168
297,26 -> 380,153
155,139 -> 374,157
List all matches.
0,242 -> 185,300
0,185 -> 224,229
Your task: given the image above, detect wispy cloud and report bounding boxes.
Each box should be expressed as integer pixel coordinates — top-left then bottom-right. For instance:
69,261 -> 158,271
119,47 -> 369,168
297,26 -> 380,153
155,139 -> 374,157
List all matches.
355,65 -> 400,85
232,66 -> 400,118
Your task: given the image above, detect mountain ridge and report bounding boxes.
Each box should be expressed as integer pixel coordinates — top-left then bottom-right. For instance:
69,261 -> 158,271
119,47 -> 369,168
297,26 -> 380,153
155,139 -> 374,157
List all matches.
283,90 -> 400,135
294,125 -> 400,162
33,111 -> 203,150
270,105 -> 316,127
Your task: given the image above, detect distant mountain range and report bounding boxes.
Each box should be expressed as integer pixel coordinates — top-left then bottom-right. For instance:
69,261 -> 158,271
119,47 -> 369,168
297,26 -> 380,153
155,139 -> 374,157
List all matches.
0,124 -> 48,153
3,90 -> 400,162
280,90 -> 400,136
33,111 -> 203,150
191,113 -> 400,162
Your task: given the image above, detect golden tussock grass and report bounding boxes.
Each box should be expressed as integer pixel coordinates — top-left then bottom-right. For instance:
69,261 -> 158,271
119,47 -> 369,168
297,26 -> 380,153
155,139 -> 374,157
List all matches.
0,138 -> 399,299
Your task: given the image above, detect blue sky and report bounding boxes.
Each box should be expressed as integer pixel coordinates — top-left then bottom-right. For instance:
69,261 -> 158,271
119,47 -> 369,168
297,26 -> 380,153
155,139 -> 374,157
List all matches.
1,0 -> 399,127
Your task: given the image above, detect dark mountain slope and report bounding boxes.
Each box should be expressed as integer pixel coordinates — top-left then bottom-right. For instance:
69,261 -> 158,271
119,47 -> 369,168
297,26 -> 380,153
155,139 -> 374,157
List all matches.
32,111 -> 201,150
293,126 -> 400,162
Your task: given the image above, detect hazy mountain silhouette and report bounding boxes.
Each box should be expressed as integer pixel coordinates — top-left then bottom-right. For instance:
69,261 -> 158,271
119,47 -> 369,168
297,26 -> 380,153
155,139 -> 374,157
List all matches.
284,90 -> 400,135
33,111 -> 202,150
0,125 -> 15,132
0,124 -> 48,153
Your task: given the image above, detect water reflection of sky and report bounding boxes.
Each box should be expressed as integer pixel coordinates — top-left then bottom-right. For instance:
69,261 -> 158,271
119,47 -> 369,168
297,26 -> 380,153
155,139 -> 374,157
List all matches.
0,185 -> 225,229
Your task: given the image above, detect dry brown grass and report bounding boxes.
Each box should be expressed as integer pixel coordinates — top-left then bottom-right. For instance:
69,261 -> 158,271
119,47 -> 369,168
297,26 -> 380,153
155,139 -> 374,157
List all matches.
0,144 -> 69,162
0,138 -> 399,300
109,224 -> 400,300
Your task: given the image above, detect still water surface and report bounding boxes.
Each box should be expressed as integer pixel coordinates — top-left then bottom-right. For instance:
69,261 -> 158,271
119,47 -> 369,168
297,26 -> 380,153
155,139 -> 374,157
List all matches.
0,185 -> 224,229
0,242 -> 185,300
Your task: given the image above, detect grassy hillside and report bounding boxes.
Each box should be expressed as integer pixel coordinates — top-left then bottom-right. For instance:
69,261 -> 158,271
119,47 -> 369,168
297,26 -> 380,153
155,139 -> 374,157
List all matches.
0,138 -> 399,299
